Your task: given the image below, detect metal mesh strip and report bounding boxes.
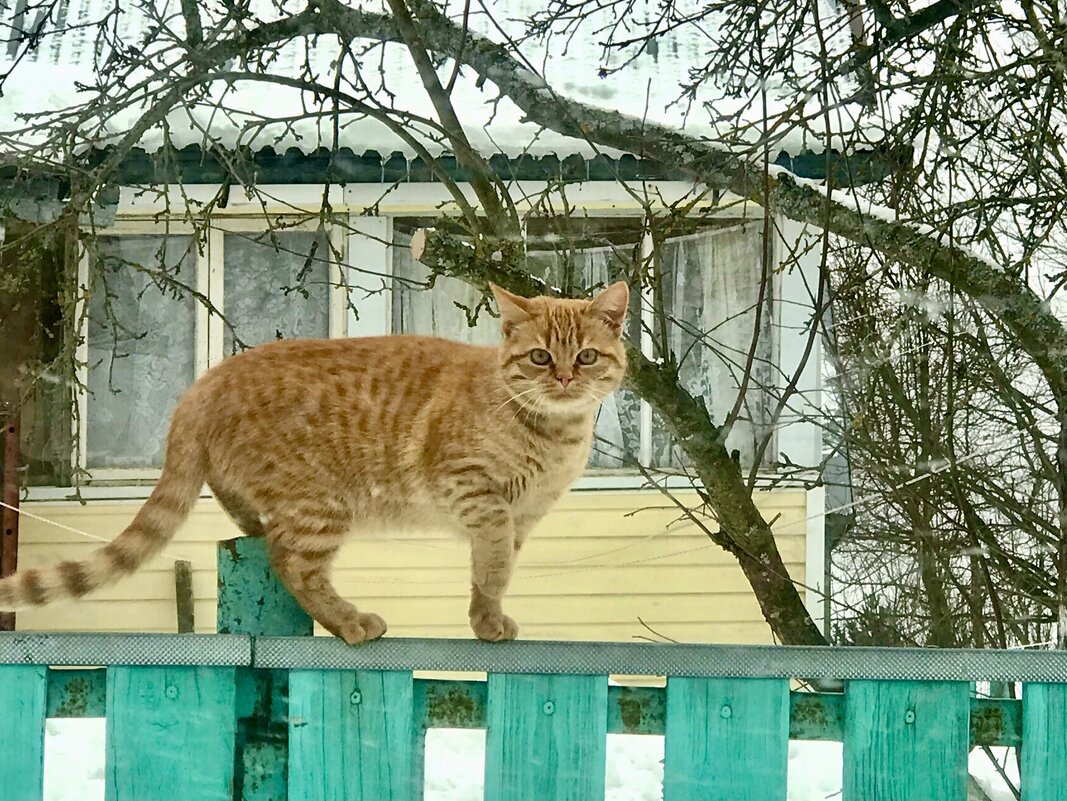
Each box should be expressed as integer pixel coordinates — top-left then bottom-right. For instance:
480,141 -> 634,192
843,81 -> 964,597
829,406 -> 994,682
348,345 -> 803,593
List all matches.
254,637 -> 1067,682
5,633 -> 1067,681
0,633 -> 252,667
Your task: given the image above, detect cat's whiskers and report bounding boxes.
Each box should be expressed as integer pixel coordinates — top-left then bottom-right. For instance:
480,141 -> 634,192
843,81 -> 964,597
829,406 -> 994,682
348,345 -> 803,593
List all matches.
520,396 -> 545,428
511,389 -> 547,427
585,386 -> 609,403
510,385 -> 555,428
495,386 -> 543,413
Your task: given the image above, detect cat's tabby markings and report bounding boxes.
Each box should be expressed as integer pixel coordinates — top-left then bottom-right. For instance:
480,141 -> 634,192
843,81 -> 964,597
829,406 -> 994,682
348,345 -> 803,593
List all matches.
0,282 -> 629,643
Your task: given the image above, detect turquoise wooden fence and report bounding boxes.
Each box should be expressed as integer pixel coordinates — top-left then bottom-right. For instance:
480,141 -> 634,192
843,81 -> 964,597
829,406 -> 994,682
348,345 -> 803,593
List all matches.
0,536 -> 1064,801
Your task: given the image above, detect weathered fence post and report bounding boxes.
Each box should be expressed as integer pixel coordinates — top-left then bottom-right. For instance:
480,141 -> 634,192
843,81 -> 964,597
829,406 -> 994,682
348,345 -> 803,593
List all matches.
174,559 -> 195,633
217,536 -> 312,801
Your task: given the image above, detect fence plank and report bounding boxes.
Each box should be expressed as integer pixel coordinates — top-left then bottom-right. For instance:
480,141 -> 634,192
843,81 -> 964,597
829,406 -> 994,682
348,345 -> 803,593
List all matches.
663,677 -> 789,801
216,538 -> 312,637
844,680 -> 969,801
1021,682 -> 1067,800
288,669 -> 416,801
485,673 -> 608,801
105,666 -> 237,801
217,537 -> 312,801
0,665 -> 46,801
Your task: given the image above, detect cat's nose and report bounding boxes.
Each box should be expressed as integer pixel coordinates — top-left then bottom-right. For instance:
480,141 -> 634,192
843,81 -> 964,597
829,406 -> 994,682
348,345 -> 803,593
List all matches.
556,375 -> 572,389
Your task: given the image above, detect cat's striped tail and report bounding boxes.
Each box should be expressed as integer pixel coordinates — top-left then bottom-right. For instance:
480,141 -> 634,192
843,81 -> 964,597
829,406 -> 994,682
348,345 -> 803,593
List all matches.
0,441 -> 205,610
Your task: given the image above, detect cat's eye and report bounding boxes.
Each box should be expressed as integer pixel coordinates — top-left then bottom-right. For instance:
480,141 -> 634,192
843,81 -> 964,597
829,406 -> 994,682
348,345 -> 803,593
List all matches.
529,348 -> 553,366
576,348 -> 599,365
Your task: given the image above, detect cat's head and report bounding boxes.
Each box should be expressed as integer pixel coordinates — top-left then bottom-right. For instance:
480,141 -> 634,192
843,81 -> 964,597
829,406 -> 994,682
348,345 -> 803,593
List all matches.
490,281 -> 629,414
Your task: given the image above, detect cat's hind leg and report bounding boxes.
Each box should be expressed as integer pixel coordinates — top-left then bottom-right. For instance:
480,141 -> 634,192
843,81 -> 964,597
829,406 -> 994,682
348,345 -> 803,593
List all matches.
264,518 -> 386,645
209,483 -> 266,537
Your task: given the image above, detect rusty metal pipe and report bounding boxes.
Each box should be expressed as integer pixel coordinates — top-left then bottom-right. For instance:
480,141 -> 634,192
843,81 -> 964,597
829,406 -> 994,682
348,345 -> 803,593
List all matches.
1,418 -> 19,630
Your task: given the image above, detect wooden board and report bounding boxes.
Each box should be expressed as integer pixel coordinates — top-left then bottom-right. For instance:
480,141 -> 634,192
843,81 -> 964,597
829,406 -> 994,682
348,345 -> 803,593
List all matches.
663,677 -> 789,801
0,665 -> 47,801
843,680 -> 969,801
1021,682 -> 1067,801
485,673 -> 608,801
18,489 -> 808,646
288,669 -> 416,800
105,666 -> 237,801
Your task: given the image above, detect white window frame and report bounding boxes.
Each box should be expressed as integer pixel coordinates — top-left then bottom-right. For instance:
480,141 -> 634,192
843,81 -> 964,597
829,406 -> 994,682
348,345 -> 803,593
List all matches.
207,217 -> 348,364
76,215 -> 348,483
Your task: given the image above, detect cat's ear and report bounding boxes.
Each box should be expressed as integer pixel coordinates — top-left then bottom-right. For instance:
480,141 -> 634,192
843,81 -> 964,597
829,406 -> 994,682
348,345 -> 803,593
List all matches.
490,283 -> 533,336
588,281 -> 629,336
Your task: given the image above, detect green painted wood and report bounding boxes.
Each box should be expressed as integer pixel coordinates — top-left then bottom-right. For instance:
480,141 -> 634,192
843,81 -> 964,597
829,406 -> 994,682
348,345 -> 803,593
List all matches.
971,697 -> 1021,748
416,678 -> 487,729
484,673 -> 608,801
609,686 -> 665,735
843,680 -> 970,801
663,677 -> 789,801
216,537 -> 312,637
105,665 -> 237,801
33,668 -> 1025,747
288,669 -> 416,801
89,145 -> 899,186
1021,682 -> 1067,800
0,665 -> 47,801
234,669 -> 290,801
217,537 -> 311,801
791,691 -> 843,742
47,668 -> 106,717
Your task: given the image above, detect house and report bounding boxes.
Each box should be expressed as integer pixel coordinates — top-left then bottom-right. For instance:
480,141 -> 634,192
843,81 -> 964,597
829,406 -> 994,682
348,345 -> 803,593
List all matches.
1,0 -> 872,643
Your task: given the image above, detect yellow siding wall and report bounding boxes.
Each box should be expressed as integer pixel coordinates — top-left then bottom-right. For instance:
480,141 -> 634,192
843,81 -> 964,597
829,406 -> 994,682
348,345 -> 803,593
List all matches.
16,489 -> 808,644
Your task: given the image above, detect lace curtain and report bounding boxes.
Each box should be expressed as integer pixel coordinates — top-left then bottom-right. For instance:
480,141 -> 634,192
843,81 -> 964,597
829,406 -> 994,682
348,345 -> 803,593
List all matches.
650,223 -> 771,467
87,229 -> 333,470
87,235 -> 197,469
391,228 -> 641,468
223,230 -> 332,353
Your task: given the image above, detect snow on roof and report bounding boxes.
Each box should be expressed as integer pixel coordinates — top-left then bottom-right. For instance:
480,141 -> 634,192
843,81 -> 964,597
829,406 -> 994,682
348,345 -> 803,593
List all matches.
0,0 -> 870,161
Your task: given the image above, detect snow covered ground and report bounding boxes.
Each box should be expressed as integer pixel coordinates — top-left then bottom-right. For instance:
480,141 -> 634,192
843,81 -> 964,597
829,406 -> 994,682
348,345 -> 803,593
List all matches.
44,718 -> 1019,801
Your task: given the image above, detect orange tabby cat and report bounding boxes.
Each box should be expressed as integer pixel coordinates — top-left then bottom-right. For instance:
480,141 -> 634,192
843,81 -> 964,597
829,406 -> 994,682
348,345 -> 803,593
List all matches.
0,282 -> 629,643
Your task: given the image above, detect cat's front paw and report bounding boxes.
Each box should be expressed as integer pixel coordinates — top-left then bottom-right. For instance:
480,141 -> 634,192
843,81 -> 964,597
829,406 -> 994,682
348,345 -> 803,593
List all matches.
470,611 -> 519,642
336,612 -> 388,645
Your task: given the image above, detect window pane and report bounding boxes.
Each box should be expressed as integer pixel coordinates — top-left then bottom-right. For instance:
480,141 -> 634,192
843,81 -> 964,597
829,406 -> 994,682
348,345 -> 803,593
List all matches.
223,229 -> 332,353
649,222 -> 771,468
390,216 -> 643,469
87,235 -> 196,469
